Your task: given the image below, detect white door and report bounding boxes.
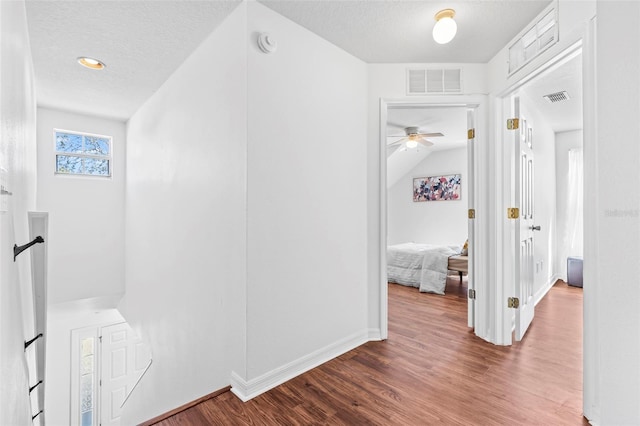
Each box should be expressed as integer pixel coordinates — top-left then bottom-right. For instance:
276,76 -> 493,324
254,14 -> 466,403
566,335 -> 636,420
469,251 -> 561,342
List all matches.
466,108 -> 475,329
100,323 -> 151,426
510,96 -> 536,341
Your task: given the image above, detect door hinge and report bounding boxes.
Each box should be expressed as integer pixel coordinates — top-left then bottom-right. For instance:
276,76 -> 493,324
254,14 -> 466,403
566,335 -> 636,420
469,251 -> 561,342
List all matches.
508,297 -> 520,308
99,335 -> 102,342
468,289 -> 476,300
467,128 -> 475,139
507,118 -> 520,130
507,207 -> 519,219
468,209 -> 475,219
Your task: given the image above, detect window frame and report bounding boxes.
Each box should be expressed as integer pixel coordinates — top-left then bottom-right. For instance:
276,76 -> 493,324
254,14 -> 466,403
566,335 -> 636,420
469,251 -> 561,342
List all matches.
53,128 -> 113,178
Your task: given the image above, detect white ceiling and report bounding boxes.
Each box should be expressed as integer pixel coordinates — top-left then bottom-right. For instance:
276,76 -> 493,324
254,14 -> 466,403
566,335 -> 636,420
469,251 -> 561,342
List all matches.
258,0 -> 552,63
386,106 -> 468,187
24,0 -> 553,121
520,51 -> 582,133
25,0 -> 242,121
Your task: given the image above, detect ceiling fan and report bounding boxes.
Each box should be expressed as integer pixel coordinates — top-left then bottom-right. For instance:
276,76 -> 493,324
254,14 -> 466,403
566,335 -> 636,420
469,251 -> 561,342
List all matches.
387,126 -> 444,149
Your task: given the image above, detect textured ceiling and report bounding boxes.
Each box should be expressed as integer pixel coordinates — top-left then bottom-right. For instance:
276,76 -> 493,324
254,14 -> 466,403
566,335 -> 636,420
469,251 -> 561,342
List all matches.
25,0 -> 241,121
257,0 -> 552,63
25,0 -> 553,122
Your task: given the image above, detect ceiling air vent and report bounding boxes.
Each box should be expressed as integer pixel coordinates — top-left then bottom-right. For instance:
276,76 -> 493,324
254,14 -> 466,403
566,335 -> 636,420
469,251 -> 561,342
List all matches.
543,91 -> 570,103
407,68 -> 462,95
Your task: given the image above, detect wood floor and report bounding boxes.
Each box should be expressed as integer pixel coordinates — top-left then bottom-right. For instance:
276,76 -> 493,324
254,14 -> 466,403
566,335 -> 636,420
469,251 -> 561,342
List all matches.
152,278 -> 586,425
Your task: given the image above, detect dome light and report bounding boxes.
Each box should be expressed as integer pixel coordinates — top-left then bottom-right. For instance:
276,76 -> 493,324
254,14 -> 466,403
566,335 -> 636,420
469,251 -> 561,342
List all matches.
433,9 -> 457,45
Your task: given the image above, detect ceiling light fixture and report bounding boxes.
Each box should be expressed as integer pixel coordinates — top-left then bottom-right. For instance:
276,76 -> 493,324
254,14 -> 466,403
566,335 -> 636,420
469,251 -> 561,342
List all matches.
406,136 -> 419,149
433,9 -> 457,45
77,57 -> 106,70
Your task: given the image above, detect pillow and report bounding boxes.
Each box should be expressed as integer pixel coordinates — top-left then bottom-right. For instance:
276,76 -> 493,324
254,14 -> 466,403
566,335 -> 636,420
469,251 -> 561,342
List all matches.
461,239 -> 469,256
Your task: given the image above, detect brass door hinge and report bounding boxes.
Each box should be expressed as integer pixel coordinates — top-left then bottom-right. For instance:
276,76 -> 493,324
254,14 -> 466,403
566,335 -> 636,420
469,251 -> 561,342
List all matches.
468,289 -> 476,300
507,118 -> 520,130
508,297 -> 520,308
507,207 -> 519,219
468,209 -> 475,219
467,128 -> 475,139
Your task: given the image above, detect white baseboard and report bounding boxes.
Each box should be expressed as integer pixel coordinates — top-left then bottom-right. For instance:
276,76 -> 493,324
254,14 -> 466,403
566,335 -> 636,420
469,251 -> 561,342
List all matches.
230,329 -> 371,402
534,274 -> 561,306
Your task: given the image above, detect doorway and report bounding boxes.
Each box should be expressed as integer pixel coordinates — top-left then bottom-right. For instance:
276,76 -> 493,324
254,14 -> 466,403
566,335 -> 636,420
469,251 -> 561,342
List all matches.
379,96 -> 487,339
70,322 -> 152,426
497,45 -> 584,344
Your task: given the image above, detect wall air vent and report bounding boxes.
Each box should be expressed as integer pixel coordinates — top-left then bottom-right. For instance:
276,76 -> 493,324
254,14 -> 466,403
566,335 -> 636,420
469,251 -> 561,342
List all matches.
407,68 -> 462,95
543,91 -> 570,103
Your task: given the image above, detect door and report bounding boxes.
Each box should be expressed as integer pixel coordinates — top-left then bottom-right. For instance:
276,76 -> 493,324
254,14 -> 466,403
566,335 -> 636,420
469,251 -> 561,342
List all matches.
510,95 -> 535,341
100,323 -> 151,426
466,108 -> 476,329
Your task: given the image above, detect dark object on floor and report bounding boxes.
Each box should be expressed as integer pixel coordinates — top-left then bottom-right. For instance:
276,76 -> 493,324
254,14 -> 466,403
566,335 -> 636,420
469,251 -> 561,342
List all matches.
567,256 -> 583,287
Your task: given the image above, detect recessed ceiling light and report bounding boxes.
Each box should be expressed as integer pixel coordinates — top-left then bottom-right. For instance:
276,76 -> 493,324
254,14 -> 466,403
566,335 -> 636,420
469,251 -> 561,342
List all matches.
77,57 -> 106,70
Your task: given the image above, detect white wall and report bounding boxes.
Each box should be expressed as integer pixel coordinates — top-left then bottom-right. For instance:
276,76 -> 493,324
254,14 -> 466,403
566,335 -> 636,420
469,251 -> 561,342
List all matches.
0,0 -> 38,424
36,108 -> 126,304
520,93 -> 558,301
387,147 -> 467,247
555,130 -> 583,280
242,0 -> 368,386
590,2 -> 640,424
119,4 -> 247,423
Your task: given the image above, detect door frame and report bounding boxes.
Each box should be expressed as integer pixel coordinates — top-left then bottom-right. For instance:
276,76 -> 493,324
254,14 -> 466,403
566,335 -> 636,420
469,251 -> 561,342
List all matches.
495,41 -> 584,345
378,95 -> 488,340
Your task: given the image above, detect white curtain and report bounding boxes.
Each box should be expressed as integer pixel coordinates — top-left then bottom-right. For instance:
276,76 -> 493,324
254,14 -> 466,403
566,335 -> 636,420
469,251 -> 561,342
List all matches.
564,148 -> 583,257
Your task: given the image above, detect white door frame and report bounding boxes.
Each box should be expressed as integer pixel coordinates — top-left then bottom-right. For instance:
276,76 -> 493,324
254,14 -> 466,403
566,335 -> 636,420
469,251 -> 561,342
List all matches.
378,95 -> 488,340
492,18 -> 596,422
494,41 -> 584,346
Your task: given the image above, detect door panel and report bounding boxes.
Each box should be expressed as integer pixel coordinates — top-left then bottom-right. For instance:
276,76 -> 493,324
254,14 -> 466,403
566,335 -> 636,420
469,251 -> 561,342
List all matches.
514,97 -> 535,341
100,323 -> 151,426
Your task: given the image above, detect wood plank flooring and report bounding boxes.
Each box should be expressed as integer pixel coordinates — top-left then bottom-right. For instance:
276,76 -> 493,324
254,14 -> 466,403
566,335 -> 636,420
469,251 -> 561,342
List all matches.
152,278 -> 586,425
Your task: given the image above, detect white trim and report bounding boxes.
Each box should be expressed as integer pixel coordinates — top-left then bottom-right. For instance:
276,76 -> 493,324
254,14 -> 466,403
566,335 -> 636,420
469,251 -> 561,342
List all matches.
230,330 -> 370,401
378,95 -> 487,343
582,15 -> 599,425
534,274 -> 561,306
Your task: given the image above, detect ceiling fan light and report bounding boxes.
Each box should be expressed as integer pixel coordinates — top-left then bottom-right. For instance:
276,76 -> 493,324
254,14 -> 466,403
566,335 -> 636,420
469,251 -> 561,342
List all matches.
433,9 -> 457,44
406,139 -> 419,149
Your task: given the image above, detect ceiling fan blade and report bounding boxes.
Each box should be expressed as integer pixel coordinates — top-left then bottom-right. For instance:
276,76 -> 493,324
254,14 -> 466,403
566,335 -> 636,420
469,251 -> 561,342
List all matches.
417,138 -> 434,147
387,137 -> 408,146
416,132 -> 444,137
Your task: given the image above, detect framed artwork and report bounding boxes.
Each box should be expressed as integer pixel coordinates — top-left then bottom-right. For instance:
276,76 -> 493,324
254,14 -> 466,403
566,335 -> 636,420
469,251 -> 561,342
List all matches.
413,174 -> 461,202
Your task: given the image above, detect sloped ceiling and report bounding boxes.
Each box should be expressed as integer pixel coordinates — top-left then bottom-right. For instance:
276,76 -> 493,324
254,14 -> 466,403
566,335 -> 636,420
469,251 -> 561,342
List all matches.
25,0 -> 552,121
25,0 -> 242,121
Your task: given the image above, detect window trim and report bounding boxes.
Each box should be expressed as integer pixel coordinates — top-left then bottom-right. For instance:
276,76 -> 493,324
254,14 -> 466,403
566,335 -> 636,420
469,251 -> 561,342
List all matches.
53,128 -> 113,178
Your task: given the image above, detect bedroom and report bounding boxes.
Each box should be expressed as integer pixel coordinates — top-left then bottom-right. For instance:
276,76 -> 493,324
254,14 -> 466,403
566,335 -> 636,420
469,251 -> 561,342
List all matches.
385,105 -> 470,298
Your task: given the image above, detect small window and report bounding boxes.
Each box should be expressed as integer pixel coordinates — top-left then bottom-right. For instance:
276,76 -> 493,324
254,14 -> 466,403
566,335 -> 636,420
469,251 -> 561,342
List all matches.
54,129 -> 112,177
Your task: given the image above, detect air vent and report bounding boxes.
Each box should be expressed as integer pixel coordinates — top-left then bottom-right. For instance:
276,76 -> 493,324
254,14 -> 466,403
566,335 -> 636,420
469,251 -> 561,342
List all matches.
407,68 -> 462,95
543,91 -> 570,103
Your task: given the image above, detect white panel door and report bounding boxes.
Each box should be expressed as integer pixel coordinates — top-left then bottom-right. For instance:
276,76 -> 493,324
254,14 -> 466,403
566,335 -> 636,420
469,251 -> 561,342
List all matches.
466,108 -> 475,329
100,323 -> 150,426
512,96 -> 536,341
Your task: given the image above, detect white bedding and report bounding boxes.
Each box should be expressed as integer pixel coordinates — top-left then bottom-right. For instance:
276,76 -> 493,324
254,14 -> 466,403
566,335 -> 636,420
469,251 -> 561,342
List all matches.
387,243 -> 458,295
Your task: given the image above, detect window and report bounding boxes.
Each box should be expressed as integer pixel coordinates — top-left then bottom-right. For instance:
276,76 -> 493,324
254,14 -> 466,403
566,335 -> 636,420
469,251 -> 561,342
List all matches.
54,129 -> 112,177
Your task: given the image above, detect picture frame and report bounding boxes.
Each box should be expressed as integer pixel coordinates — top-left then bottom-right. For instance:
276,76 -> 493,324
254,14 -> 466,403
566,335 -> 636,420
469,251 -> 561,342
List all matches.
413,174 -> 461,202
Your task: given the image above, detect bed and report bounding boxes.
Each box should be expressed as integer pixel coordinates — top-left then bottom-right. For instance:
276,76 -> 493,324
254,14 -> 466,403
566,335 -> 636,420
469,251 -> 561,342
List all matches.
387,243 -> 466,295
